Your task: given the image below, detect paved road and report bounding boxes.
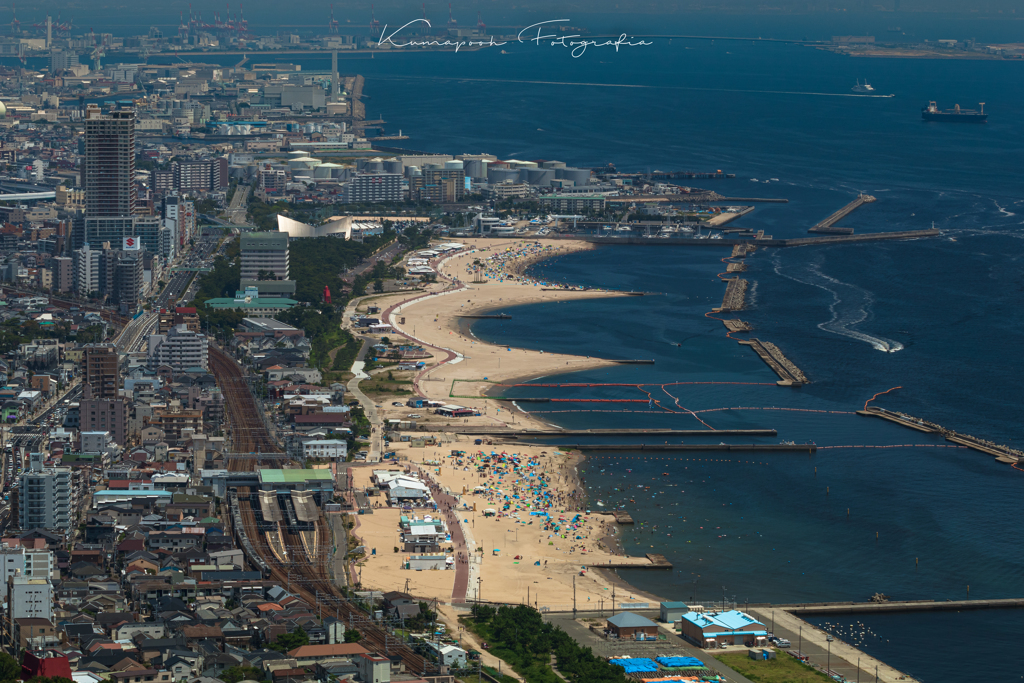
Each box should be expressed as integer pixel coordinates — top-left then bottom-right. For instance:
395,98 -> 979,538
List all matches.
226,184 -> 251,225
342,240 -> 403,284
414,465 -> 470,603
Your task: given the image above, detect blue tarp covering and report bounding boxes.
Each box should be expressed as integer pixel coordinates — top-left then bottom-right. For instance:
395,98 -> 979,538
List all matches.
609,658 -> 658,673
656,656 -> 705,668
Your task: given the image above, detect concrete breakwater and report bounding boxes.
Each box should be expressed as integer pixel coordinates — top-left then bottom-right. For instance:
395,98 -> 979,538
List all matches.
718,278 -> 748,311
809,193 -> 876,234
446,427 -> 778,437
777,597 -> 1024,615
586,228 -> 939,247
723,319 -> 753,333
549,443 -> 817,452
731,243 -> 758,257
858,407 -> 1022,463
741,339 -> 809,385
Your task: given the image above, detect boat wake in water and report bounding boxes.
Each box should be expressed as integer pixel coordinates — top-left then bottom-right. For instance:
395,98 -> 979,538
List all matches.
772,254 -> 904,353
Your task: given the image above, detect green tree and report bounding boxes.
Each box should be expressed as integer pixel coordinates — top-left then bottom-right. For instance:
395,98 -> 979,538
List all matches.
268,626 -> 309,653
373,278 -> 384,293
344,628 -> 362,643
219,666 -> 266,683
256,269 -> 277,281
26,677 -> 75,683
0,652 -> 20,681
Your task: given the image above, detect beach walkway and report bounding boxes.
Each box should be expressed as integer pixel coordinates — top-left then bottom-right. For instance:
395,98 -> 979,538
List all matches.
416,466 -> 471,603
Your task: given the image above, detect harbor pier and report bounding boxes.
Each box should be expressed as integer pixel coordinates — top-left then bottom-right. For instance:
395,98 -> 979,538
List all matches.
858,407 -> 1022,464
809,193 -> 876,234
740,339 -> 809,385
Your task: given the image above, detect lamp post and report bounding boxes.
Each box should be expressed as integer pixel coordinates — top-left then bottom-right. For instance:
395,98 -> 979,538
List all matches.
827,636 -> 832,678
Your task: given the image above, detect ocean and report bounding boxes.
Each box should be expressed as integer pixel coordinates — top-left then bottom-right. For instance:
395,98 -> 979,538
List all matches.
26,7 -> 1024,679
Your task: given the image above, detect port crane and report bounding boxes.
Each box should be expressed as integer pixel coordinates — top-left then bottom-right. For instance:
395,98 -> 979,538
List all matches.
328,4 -> 339,34
9,4 -> 19,35
447,3 -> 457,29
369,3 -> 380,35
476,11 -> 485,34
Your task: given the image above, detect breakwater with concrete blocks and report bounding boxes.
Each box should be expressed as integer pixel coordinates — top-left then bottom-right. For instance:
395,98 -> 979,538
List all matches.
444,427 -> 778,437
740,339 -> 809,385
723,319 -> 753,333
717,278 -> 748,311
588,553 -> 673,570
539,443 -> 817,452
774,597 -> 1024,615
858,407 -> 1023,464
586,228 -> 938,248
809,193 -> 876,234
716,196 -> 790,203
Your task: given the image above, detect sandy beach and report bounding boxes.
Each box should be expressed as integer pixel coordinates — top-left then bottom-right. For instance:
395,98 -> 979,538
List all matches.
349,238 -> 666,609
389,239 -> 632,428
351,438 -> 664,610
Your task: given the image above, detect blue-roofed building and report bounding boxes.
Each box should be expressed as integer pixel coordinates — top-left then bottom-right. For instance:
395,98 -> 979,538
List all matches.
676,610 -> 768,649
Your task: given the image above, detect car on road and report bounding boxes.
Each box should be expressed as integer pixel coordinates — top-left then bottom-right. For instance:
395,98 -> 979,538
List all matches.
407,414 -> 422,419
391,402 -> 403,406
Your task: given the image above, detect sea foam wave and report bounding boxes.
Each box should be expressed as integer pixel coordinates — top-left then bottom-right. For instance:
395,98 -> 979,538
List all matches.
772,254 -> 903,353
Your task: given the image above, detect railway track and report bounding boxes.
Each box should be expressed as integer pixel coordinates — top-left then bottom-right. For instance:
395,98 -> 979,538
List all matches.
208,345 -> 282,465
211,346 -> 435,674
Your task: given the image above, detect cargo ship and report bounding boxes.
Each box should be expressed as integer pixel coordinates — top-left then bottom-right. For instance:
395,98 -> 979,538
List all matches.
922,101 -> 987,123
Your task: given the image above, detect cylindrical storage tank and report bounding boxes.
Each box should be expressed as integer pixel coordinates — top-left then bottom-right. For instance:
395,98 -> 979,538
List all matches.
526,168 -> 555,186
561,167 -> 592,186
302,123 -> 316,134
444,160 -> 464,170
287,156 -> 321,171
463,159 -> 484,179
384,159 -> 403,175
365,160 -> 384,173
541,160 -> 566,169
356,158 -> 368,172
314,162 -> 341,179
487,167 -> 519,184
405,165 -> 421,178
